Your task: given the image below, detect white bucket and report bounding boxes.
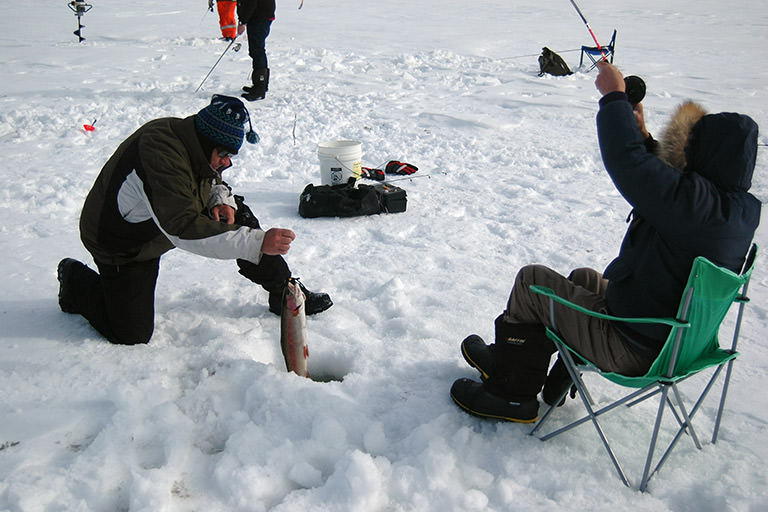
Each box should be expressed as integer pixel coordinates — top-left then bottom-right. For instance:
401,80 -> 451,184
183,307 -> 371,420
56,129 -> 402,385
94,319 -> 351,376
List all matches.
317,140 -> 363,186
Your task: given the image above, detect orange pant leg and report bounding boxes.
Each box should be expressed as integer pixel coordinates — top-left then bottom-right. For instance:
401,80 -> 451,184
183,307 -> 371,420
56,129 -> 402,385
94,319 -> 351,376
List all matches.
217,1 -> 237,39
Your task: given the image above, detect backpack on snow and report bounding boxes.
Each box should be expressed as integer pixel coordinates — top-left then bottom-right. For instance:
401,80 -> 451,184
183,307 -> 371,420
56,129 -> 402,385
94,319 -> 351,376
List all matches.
538,47 -> 573,77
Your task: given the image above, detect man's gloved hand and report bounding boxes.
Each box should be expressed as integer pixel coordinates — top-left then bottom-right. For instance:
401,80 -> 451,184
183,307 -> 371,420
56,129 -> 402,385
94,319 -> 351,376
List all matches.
234,195 -> 261,229
208,0 -> 214,12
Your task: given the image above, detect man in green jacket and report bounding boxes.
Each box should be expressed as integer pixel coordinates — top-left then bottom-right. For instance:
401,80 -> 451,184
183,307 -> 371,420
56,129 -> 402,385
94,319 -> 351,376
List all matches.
57,94 -> 332,345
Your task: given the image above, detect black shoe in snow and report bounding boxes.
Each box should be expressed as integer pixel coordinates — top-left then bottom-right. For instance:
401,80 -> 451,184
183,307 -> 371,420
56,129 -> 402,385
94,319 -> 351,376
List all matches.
57,258 -> 83,314
268,282 -> 333,316
241,88 -> 266,102
542,356 -> 577,407
450,378 -> 539,423
461,334 -> 495,380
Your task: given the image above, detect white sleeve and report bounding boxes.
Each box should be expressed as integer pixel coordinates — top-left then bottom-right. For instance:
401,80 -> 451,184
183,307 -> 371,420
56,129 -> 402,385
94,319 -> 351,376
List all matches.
123,169 -> 265,264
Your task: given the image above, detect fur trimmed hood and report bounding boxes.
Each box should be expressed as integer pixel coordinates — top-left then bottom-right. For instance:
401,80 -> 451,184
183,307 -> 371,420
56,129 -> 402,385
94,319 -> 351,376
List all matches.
659,101 -> 707,170
659,101 -> 759,192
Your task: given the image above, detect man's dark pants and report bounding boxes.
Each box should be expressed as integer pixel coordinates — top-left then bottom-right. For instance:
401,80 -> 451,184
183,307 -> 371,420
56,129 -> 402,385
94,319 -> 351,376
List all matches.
504,265 -> 653,376
65,254 -> 289,345
246,19 -> 272,71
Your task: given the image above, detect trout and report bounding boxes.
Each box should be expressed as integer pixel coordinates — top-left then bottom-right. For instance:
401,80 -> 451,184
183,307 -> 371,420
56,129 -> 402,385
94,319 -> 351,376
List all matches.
280,278 -> 310,377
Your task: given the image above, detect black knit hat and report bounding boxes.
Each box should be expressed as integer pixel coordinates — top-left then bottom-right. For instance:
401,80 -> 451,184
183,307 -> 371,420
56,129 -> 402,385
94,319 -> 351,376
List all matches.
194,94 -> 259,155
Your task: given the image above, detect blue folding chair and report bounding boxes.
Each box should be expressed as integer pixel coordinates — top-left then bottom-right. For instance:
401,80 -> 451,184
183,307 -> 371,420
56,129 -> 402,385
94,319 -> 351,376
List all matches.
579,29 -> 616,70
529,245 -> 757,491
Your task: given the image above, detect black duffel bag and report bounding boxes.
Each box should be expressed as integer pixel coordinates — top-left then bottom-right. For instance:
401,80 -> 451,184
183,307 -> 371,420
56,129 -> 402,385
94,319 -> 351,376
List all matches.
298,179 -> 407,218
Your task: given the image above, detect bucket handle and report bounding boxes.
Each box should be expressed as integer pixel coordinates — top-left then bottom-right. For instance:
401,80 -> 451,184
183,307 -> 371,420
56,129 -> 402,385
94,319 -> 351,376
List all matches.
331,155 -> 361,177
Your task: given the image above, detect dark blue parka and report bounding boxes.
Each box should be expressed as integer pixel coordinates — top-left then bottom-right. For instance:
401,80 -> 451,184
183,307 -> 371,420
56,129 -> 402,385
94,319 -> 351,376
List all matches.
597,92 -> 761,353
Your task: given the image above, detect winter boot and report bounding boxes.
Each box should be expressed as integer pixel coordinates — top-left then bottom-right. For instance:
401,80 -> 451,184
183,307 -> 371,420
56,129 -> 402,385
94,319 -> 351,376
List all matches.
450,378 -> 540,423
542,356 -> 578,407
461,317 -> 554,384
242,68 -> 270,93
57,258 -> 97,314
461,334 -> 495,380
241,68 -> 269,101
268,279 -> 333,316
451,318 -> 554,422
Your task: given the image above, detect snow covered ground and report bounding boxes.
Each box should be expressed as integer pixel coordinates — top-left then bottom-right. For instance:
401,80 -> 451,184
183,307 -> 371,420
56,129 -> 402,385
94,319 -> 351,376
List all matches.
1,1 -> 767,510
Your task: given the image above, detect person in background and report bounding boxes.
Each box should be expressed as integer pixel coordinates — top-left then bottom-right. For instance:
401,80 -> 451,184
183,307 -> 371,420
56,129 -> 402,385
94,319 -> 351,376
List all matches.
57,94 -> 332,346
237,0 -> 276,101
209,0 -> 238,41
450,62 -> 761,423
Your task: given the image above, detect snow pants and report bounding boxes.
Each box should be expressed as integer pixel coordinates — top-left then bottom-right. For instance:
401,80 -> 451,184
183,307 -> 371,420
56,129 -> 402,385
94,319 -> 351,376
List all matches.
502,265 -> 654,376
217,0 -> 238,39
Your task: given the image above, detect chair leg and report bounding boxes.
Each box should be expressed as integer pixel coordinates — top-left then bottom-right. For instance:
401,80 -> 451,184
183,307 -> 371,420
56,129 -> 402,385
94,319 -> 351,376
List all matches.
640,385 -> 669,492
532,344 -> 633,487
671,384 -> 702,449
590,404 -> 632,488
530,399 -> 559,436
530,343 -> 592,436
541,374 -> 634,487
712,359 -> 736,443
713,284 -> 749,443
640,382 -> 707,491
640,367 -> 735,486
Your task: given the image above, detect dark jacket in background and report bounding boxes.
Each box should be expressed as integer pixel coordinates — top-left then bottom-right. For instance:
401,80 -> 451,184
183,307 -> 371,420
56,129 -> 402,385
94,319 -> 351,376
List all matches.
237,0 -> 276,23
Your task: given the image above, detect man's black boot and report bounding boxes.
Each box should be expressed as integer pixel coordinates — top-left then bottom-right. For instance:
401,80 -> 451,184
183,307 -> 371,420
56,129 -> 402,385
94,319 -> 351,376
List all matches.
243,68 -> 269,93
450,378 -> 539,423
242,68 -> 268,101
57,258 -> 95,314
461,317 -> 554,383
461,334 -> 495,380
268,280 -> 333,316
451,318 -> 555,422
542,356 -> 578,407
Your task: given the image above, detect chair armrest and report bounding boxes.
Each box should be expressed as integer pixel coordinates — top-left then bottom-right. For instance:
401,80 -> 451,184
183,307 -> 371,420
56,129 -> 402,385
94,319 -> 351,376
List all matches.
529,285 -> 690,329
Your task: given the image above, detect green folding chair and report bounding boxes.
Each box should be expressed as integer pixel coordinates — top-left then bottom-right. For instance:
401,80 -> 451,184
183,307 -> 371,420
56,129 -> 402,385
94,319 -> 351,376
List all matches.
529,245 -> 757,491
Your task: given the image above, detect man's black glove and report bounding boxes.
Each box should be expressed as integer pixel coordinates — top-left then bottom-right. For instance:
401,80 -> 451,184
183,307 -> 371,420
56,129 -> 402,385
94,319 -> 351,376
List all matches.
234,194 -> 261,229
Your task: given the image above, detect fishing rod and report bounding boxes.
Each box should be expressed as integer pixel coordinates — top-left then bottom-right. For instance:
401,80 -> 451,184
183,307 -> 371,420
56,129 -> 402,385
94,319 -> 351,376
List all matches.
500,48 -> 581,61
195,37 -> 242,92
376,172 -> 448,184
568,0 -> 607,60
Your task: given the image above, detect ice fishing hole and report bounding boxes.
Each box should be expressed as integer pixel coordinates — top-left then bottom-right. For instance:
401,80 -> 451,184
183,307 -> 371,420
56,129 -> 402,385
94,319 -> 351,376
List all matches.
307,355 -> 350,383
